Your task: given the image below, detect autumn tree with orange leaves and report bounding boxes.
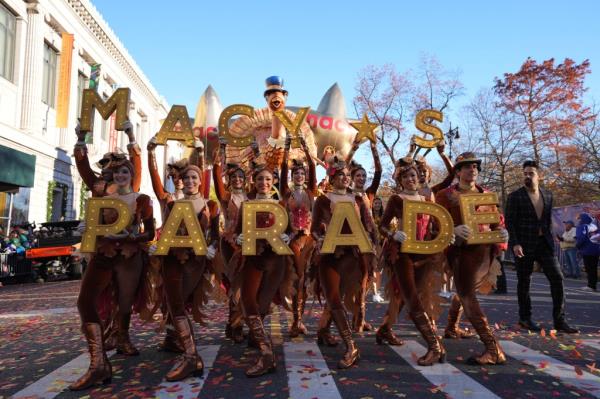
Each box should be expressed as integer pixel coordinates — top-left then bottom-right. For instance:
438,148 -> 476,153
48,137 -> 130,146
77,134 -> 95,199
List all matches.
493,57 -> 597,204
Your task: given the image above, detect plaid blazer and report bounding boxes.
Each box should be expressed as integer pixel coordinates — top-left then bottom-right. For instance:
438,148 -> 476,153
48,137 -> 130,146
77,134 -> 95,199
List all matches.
505,186 -> 555,253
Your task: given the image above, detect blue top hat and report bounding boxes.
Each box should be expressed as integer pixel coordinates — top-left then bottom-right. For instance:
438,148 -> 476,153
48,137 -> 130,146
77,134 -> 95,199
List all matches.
264,76 -> 288,97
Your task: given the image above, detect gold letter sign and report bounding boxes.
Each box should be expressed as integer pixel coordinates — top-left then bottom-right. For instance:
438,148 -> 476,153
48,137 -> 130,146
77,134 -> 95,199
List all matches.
81,198 -> 133,252
274,107 -> 310,148
321,202 -> 373,254
413,109 -> 443,148
80,88 -> 130,132
459,193 -> 505,244
154,201 -> 208,256
242,201 -> 292,256
401,200 -> 453,254
155,105 -> 195,147
218,104 -> 255,147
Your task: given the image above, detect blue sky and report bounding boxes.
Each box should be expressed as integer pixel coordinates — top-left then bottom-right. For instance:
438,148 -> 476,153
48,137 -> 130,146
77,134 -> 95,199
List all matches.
94,0 -> 599,111
93,0 -> 599,171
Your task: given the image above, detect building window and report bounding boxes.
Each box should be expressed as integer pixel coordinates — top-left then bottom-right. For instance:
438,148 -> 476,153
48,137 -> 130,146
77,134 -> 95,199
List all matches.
76,72 -> 88,116
0,188 -> 31,231
0,3 -> 16,81
42,42 -> 58,107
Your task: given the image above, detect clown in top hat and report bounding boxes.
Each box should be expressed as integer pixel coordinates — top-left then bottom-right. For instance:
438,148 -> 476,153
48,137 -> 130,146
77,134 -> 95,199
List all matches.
225,76 -> 318,173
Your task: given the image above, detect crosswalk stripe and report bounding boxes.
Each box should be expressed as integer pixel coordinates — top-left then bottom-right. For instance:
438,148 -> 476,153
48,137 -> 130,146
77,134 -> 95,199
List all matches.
501,340 -> 600,398
270,306 -> 283,345
0,307 -> 77,319
389,340 -> 500,398
283,342 -> 341,399
11,350 -> 116,399
153,345 -> 220,399
580,339 -> 600,352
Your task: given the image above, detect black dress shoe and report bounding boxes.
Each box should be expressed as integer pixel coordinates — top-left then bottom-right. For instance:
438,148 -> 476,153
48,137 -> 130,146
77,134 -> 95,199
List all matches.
518,319 -> 542,332
554,320 -> 579,334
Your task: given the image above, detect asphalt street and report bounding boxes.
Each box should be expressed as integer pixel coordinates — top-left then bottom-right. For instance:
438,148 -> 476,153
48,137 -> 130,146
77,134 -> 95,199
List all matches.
1,270 -> 599,399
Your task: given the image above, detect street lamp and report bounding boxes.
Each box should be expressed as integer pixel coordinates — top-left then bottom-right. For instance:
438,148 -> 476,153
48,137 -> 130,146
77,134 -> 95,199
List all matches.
445,123 -> 460,159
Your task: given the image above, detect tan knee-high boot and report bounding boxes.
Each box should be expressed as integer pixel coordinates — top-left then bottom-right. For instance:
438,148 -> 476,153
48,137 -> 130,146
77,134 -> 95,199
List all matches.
245,315 -> 276,377
69,323 -> 112,391
317,308 -> 338,346
331,309 -> 360,369
444,295 -> 475,339
115,313 -> 139,356
467,315 -> 506,365
410,311 -> 446,366
166,316 -> 204,381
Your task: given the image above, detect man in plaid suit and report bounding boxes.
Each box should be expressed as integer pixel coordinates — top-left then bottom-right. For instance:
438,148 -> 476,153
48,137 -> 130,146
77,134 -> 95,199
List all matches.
505,160 -> 578,334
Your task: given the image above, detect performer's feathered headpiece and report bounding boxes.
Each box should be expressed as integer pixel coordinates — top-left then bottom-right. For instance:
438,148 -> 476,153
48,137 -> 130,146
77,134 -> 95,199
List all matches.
251,161 -> 275,180
327,155 -> 347,180
291,158 -> 306,173
349,160 -> 365,178
166,158 -> 189,177
393,156 -> 418,181
96,151 -> 127,169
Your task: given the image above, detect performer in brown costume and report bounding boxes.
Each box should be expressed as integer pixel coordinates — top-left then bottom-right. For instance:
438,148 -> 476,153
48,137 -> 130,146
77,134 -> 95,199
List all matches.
311,157 -> 368,369
376,157 -> 451,365
70,159 -> 155,390
345,139 -> 381,332
154,163 -> 219,381
435,152 -> 509,365
233,166 -> 292,377
74,121 -> 141,197
213,139 -> 250,343
280,135 -> 317,337
147,135 -> 206,353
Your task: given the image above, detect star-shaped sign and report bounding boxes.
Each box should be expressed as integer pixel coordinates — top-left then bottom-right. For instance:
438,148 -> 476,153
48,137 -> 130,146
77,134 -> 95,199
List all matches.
350,114 -> 378,144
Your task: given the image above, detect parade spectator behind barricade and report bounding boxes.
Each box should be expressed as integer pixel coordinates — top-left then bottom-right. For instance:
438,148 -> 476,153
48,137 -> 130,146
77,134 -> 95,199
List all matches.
575,213 -> 600,292
558,221 -> 579,279
6,231 -> 25,254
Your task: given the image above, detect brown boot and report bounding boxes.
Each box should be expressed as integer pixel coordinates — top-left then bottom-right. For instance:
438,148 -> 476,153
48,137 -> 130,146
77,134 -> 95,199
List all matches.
444,295 -> 476,339
467,316 -> 506,365
166,316 -> 204,381
289,296 -> 308,337
161,326 -> 184,353
375,324 -> 404,346
245,315 -> 276,377
331,309 -> 360,369
353,295 -> 372,332
115,313 -> 139,356
317,309 -> 338,347
69,323 -> 112,391
411,311 -> 446,366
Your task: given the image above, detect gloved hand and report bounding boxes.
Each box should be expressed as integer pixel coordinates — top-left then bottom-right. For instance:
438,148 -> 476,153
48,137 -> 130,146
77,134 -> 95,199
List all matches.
498,228 -> 509,243
280,233 -> 291,245
206,245 -> 216,260
194,138 -> 204,151
148,244 -> 157,256
235,234 -> 244,246
454,225 -> 472,240
76,221 -> 86,234
393,231 -> 408,243
449,233 -> 456,245
147,135 -> 158,151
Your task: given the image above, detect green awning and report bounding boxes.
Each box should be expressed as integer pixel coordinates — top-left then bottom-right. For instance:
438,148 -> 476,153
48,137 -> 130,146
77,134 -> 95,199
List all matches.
0,144 -> 36,189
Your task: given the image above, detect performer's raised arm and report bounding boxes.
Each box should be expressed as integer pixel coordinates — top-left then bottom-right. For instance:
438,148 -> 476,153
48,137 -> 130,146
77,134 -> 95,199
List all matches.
212,145 -> 228,203
302,136 -> 317,196
146,135 -> 168,201
122,121 -> 142,192
280,135 -> 291,198
73,122 -> 100,191
366,141 -> 382,197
